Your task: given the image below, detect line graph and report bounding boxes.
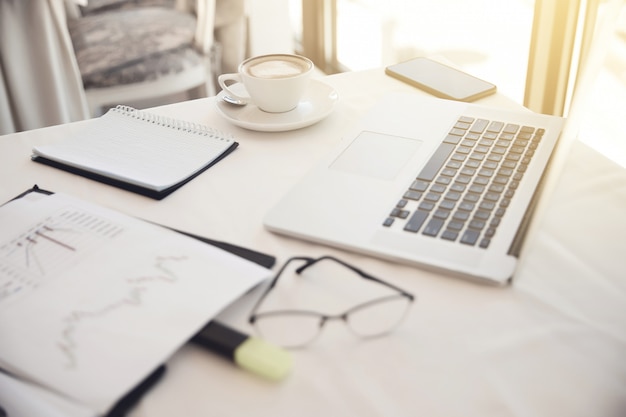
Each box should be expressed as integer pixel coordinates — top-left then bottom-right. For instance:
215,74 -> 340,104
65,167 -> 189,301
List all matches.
0,206 -> 124,303
35,226 -> 76,251
56,255 -> 188,369
0,193 -> 270,413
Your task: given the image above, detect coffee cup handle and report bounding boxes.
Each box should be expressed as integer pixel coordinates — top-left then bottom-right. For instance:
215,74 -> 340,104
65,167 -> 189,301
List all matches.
218,73 -> 250,102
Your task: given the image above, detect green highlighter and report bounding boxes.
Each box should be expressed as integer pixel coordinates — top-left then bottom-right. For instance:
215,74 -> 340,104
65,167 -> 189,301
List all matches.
191,321 -> 292,381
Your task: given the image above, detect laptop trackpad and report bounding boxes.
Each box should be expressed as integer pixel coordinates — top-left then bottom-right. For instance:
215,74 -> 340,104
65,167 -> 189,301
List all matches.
330,131 -> 423,180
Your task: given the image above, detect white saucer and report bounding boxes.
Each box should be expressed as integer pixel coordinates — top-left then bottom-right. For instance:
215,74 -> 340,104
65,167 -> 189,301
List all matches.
214,79 -> 339,132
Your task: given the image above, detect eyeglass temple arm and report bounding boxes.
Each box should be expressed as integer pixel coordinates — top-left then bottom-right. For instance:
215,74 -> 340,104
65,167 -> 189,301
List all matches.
250,255 -> 415,322
296,256 -> 413,298
249,256 -> 316,320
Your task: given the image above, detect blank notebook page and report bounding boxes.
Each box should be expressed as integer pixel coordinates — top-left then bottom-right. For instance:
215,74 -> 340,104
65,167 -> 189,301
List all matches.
32,106 -> 235,191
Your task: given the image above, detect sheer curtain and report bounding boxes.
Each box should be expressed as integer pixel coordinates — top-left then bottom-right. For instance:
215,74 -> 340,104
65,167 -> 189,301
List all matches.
0,0 -> 90,135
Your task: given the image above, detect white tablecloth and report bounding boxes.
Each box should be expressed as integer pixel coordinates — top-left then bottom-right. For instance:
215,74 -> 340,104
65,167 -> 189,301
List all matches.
1,69 -> 625,417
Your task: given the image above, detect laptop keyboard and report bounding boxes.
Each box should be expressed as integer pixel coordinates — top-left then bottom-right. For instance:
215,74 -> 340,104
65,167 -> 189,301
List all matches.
383,116 -> 544,249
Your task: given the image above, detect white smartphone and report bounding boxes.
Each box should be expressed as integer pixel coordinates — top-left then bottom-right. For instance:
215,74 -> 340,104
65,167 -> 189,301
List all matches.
385,57 -> 497,102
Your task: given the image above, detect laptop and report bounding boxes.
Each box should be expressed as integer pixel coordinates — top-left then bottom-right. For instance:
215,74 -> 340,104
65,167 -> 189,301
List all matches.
264,93 -> 565,284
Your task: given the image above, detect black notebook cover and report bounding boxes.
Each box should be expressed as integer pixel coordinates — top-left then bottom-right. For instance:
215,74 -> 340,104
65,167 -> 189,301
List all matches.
32,141 -> 238,200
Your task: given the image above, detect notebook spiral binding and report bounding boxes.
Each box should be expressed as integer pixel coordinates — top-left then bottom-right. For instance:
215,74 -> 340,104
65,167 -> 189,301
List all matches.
112,105 -> 232,140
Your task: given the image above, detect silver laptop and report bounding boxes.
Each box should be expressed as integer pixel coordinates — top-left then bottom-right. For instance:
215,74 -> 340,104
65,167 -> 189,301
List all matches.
264,93 -> 565,284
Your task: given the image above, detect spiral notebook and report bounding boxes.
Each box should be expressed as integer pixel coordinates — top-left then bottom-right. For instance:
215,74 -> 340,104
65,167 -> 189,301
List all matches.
32,106 -> 238,200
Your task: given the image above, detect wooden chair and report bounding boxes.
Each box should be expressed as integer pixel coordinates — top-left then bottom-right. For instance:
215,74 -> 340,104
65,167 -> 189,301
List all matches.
66,0 -> 217,116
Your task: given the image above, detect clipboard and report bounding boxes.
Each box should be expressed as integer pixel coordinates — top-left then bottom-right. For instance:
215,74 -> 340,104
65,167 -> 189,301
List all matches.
3,185 -> 276,417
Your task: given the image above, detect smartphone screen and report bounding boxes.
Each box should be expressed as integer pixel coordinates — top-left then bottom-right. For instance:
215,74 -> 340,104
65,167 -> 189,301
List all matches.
385,57 -> 496,102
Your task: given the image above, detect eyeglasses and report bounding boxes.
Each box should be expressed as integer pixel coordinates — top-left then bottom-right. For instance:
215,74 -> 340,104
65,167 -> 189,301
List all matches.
248,256 -> 415,348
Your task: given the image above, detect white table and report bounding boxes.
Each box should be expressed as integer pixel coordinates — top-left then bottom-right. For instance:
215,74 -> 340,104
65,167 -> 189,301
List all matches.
1,69 -> 625,417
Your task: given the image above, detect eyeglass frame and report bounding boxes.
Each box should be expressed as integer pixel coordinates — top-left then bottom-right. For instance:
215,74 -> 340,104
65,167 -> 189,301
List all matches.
248,255 -> 415,347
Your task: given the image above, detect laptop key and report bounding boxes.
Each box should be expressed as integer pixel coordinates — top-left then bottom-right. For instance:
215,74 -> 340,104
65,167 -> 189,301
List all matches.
452,211 -> 470,221
503,123 -> 520,134
443,134 -> 462,145
439,200 -> 456,210
449,128 -> 467,136
424,192 -> 441,202
470,119 -> 489,134
479,201 -> 496,211
463,193 -> 479,203
390,208 -> 410,218
441,168 -> 457,177
403,190 -> 422,200
409,180 -> 429,192
450,183 -> 466,193
487,121 -> 504,132
460,229 -> 480,245
446,160 -> 462,169
469,220 -> 486,230
416,143 -> 456,181
404,210 -> 429,233
441,230 -> 459,241
430,184 -> 447,193
447,221 -> 464,231
487,153 -> 503,162
423,218 -> 445,236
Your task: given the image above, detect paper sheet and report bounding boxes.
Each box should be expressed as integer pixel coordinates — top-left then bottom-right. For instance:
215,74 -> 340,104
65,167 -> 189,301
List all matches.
0,193 -> 271,415
0,371 -> 95,417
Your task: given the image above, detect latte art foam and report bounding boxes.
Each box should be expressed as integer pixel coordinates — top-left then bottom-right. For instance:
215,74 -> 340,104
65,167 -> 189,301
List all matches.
246,58 -> 310,79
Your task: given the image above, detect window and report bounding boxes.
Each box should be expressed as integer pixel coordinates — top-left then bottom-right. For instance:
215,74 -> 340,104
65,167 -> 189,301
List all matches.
294,0 -> 535,103
293,0 -> 622,114
576,1 -> 626,167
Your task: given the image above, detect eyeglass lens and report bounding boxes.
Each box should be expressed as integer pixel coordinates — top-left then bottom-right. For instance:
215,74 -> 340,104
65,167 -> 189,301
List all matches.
345,294 -> 412,338
253,294 -> 411,348
253,311 -> 324,348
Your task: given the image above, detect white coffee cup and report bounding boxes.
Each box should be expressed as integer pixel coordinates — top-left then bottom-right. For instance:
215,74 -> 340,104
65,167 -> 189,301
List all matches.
218,54 -> 314,113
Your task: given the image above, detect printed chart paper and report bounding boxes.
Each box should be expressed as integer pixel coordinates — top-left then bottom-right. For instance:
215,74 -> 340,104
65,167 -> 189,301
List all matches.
0,193 -> 271,415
